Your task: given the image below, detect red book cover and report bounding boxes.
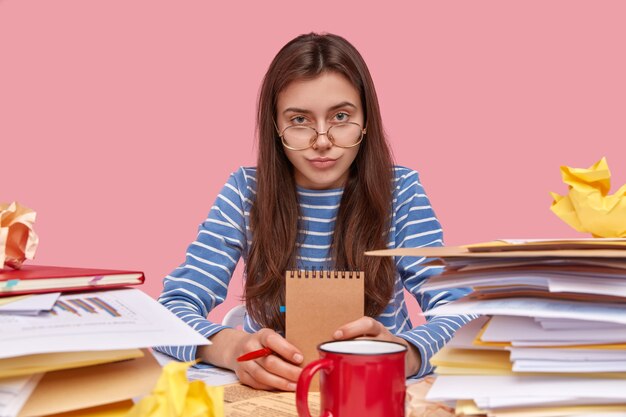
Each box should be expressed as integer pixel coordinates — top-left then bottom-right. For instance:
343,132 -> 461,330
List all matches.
0,265 -> 145,296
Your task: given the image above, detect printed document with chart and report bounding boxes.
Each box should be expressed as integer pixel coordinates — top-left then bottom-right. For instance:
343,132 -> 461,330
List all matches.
0,288 -> 209,358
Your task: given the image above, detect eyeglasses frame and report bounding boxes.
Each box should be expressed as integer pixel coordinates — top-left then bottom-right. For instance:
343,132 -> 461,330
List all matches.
276,121 -> 367,151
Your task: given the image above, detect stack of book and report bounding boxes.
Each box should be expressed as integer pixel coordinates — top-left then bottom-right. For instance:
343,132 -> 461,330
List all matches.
0,265 -> 209,417
368,239 -> 626,417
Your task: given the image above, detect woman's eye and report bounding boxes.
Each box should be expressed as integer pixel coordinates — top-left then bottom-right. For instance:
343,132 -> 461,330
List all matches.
291,116 -> 307,124
334,112 -> 349,122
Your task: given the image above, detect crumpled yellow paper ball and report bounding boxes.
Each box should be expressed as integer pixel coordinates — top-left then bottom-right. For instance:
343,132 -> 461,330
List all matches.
550,157 -> 626,237
0,201 -> 39,269
126,361 -> 224,417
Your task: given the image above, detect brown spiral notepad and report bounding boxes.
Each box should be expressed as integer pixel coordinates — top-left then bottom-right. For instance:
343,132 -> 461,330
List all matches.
285,269 -> 364,375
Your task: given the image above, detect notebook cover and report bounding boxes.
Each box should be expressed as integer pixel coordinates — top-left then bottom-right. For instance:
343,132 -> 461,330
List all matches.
0,265 -> 145,296
285,269 -> 364,390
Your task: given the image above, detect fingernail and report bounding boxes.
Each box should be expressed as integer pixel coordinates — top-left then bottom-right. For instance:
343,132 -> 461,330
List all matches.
333,330 -> 343,339
293,353 -> 303,363
287,382 -> 297,391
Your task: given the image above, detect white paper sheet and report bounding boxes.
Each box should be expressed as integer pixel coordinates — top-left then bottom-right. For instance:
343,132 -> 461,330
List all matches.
511,339 -> 620,347
557,414 -> 626,417
475,395 -> 626,409
0,374 -> 42,417
512,360 -> 626,372
426,375 -> 626,402
422,275 -> 550,292
559,414 -> 626,417
446,316 -> 500,350
0,293 -> 60,315
508,347 -> 626,361
0,289 -> 209,359
424,297 -> 626,325
482,315 -> 626,343
549,279 -> 626,297
535,317 -> 624,330
422,273 -> 626,297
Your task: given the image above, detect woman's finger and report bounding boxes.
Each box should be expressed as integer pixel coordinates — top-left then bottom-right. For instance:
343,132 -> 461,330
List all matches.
237,368 -> 273,391
257,352 -> 302,383
241,360 -> 298,391
333,316 -> 383,339
259,330 -> 304,365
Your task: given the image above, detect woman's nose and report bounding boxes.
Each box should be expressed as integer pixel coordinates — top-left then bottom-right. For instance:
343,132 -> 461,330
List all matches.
312,129 -> 333,150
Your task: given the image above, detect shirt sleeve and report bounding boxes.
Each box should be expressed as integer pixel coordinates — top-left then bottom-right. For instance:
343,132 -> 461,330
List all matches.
154,168 -> 249,362
391,168 -> 476,378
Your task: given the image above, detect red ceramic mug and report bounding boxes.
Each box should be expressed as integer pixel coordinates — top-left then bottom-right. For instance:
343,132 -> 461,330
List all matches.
296,339 -> 407,417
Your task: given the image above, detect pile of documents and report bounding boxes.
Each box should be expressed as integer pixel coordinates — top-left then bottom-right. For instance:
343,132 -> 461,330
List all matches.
0,287 -> 210,417
368,239 -> 626,417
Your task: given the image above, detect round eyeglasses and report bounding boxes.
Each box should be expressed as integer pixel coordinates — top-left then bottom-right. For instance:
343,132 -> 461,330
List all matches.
278,122 -> 366,151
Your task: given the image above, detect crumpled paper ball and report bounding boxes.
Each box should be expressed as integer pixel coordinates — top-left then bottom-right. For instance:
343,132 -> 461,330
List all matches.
0,201 -> 39,269
126,360 -> 224,417
550,157 -> 626,238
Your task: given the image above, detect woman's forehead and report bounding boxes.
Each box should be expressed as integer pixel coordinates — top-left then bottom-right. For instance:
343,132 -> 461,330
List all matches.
277,72 -> 361,114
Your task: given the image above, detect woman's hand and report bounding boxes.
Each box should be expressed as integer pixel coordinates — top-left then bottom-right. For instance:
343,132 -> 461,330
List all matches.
333,317 -> 422,377
198,328 -> 304,391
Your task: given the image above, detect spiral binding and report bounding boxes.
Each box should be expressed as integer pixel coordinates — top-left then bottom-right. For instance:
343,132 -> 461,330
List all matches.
288,268 -> 361,279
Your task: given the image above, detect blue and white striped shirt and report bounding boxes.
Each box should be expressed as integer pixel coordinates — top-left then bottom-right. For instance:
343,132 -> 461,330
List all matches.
156,166 -> 473,377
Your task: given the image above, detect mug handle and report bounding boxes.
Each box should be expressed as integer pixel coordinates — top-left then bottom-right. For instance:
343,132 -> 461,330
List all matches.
296,358 -> 334,417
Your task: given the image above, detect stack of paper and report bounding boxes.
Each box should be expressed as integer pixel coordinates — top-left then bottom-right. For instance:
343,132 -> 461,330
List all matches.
0,288 -> 210,417
367,239 -> 626,416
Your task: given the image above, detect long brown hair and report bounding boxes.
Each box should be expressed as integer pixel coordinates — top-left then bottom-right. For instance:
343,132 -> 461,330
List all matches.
245,33 -> 395,331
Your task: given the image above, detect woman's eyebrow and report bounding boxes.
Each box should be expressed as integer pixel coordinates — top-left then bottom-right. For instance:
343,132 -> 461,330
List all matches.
283,107 -> 312,114
282,101 -> 358,115
328,101 -> 358,111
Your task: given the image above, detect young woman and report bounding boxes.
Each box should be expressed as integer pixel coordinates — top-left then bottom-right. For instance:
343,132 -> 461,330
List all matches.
156,33 -> 473,391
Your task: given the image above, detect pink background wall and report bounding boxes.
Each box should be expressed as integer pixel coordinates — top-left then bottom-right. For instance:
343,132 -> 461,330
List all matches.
2,1 -> 625,324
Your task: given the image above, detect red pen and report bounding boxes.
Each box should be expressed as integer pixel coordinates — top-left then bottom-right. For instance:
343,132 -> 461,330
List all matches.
236,347 -> 273,362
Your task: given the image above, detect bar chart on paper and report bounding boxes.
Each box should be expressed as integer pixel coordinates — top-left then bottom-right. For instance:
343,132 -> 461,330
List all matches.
52,296 -> 122,317
0,288 -> 210,359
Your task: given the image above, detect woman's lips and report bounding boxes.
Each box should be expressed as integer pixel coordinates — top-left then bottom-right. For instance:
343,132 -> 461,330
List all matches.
308,158 -> 338,169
